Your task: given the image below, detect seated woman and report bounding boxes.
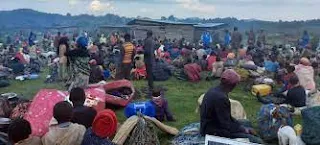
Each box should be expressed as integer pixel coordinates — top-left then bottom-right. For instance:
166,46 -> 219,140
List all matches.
295,57 -> 316,91
131,54 -> 147,80
211,57 -> 224,78
257,76 -> 306,108
207,52 -> 216,71
42,101 -> 86,145
285,76 -> 306,107
69,87 -> 97,128
81,110 -> 117,145
8,118 -> 42,145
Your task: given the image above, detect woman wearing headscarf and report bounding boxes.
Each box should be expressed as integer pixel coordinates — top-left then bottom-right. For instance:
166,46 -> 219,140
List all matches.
81,109 -> 117,145
65,36 -> 90,91
294,57 -> 316,91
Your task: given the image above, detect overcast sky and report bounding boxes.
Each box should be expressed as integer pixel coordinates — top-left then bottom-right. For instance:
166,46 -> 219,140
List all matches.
0,0 -> 318,21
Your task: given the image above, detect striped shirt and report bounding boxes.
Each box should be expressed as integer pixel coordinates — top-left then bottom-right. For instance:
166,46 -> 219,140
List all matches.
122,42 -> 135,64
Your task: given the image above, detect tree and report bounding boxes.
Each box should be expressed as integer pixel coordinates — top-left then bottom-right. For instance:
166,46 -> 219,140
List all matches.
161,16 -> 167,20
168,15 -> 176,21
66,13 -> 71,17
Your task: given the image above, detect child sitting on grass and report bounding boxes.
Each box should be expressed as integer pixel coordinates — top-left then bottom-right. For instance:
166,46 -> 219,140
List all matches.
150,88 -> 175,122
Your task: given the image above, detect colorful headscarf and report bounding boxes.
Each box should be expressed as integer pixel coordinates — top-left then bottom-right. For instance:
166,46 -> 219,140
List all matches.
76,36 -> 88,49
92,109 -> 117,138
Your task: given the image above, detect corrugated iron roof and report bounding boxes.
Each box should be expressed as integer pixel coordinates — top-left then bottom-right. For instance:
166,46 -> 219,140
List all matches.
127,19 -> 227,29
127,19 -> 196,26
194,23 -> 227,28
99,25 -> 131,28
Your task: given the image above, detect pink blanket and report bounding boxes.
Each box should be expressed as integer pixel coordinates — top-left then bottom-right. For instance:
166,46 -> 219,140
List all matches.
24,89 -> 67,136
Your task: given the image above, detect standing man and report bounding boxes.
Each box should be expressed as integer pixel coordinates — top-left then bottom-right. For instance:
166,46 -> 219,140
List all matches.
247,29 -> 256,48
118,33 -> 135,80
257,29 -> 266,48
301,30 -> 310,48
54,32 -> 61,50
224,30 -> 231,48
231,27 -> 242,50
144,31 -> 155,91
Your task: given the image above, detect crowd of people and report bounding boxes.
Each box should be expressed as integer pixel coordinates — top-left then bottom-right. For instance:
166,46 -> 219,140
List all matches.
0,26 -> 319,145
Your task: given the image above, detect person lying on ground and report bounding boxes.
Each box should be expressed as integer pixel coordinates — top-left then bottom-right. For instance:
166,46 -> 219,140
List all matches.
42,101 -> 86,145
81,109 -> 117,145
200,69 -> 263,144
8,118 -> 42,145
69,87 -> 97,128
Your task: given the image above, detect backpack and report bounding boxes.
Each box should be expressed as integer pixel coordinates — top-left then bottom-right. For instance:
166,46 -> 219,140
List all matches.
258,104 -> 293,142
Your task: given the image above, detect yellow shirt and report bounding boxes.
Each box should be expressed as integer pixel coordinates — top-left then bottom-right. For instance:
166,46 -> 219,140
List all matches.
122,42 -> 135,64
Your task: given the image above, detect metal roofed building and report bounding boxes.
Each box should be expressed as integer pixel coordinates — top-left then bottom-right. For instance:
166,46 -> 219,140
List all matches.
126,19 -> 228,42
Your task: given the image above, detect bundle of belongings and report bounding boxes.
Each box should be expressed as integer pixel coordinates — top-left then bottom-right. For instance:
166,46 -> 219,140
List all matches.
112,115 -> 179,145
172,123 -> 256,145
0,65 -> 11,88
0,93 -> 31,120
301,106 -> 320,145
0,92 -> 31,139
257,104 -> 293,142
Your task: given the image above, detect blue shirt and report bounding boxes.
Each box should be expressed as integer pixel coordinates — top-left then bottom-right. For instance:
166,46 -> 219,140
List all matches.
224,33 -> 231,46
301,34 -> 310,47
264,61 -> 279,72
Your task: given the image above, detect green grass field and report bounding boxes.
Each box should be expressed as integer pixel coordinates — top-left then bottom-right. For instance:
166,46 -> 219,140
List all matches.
0,74 -> 303,145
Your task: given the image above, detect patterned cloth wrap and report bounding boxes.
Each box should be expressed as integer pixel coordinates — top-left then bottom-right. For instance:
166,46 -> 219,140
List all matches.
172,123 -> 205,145
258,104 -> 293,141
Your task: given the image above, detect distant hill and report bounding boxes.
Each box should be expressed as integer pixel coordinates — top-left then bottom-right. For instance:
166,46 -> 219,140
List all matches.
0,9 -> 131,29
1,9 -> 320,36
